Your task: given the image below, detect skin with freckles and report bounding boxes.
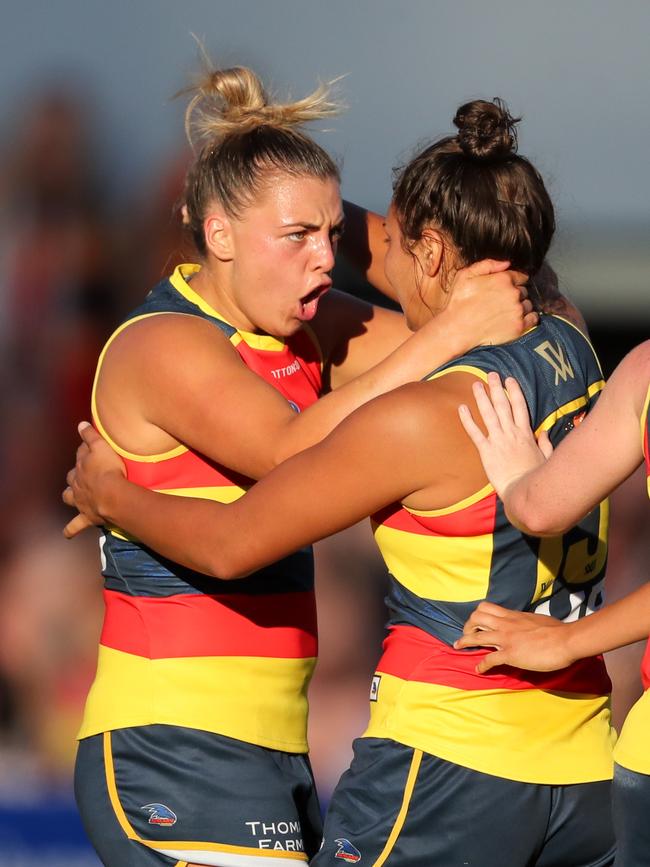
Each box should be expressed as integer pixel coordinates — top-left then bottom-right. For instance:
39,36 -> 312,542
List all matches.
190,174 -> 344,337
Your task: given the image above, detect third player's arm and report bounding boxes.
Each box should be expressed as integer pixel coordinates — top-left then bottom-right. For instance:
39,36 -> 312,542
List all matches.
460,342 -> 649,535
456,584 -> 650,674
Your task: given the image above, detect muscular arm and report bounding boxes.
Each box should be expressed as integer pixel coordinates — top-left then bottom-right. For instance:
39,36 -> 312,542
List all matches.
459,341 -> 650,535
66,375 -> 487,577
97,271 -> 529,484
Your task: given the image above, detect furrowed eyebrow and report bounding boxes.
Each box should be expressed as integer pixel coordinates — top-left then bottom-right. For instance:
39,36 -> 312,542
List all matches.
281,215 -> 346,232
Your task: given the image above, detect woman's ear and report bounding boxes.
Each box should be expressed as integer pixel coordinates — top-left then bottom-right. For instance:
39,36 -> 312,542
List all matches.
418,228 -> 445,277
203,208 -> 234,261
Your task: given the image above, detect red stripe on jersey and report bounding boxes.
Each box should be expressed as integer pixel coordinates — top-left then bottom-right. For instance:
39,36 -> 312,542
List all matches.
374,493 -> 498,537
124,448 -> 252,489
235,334 -> 322,412
377,624 -> 611,695
100,588 -> 318,659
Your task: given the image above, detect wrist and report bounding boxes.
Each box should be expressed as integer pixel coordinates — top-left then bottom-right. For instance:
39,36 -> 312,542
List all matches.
424,307 -> 468,360
97,471 -> 128,525
561,620 -> 587,666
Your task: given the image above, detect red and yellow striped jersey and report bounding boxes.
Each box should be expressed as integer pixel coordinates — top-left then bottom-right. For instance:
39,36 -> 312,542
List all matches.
79,264 -> 322,752
365,315 -> 615,784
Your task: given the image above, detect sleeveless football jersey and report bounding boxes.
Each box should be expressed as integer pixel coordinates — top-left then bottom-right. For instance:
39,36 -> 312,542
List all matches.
79,264 -> 322,752
365,315 -> 615,784
614,379 -> 650,774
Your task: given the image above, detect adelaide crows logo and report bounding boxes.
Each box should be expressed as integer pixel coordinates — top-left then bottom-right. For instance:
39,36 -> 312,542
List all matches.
141,803 -> 177,826
334,838 -> 361,862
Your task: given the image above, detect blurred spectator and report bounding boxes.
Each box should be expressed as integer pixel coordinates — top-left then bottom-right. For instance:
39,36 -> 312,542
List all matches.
0,84 -> 114,788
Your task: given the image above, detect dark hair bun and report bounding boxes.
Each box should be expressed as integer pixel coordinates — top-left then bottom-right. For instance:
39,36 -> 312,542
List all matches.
453,99 -> 519,161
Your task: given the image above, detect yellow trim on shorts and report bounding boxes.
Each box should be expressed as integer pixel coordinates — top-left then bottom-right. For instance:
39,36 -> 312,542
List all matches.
104,731 -> 139,841
373,749 -> 422,866
102,731 -> 305,863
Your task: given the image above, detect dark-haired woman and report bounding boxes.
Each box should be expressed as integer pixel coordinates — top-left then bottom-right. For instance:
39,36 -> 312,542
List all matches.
67,66 -> 533,867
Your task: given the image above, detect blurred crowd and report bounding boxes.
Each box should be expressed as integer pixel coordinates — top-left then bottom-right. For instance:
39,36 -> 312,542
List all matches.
0,81 -> 647,821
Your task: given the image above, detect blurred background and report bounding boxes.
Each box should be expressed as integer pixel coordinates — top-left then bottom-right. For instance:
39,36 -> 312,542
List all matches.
0,2 -> 648,863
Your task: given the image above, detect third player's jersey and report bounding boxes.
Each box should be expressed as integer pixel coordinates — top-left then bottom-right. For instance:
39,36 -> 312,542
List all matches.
79,264 -> 322,752
365,315 -> 615,784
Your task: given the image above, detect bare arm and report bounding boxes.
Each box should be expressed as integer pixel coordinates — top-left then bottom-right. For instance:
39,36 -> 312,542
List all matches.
313,258 -> 535,392
458,341 -> 650,535
64,375 -> 485,574
454,588 -> 650,674
339,202 -> 586,333
94,266 -> 533,483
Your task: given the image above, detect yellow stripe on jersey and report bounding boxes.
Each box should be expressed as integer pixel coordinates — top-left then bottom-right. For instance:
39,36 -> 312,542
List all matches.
91,311 -> 190,462
363,671 -> 615,785
79,646 -> 315,752
106,484 -> 247,541
642,384 -> 650,496
614,691 -> 650,775
535,380 -> 604,434
404,484 -> 493,518
170,264 -> 289,352
426,364 -> 489,384
533,498 -> 609,605
372,522 -> 494,602
641,384 -> 650,442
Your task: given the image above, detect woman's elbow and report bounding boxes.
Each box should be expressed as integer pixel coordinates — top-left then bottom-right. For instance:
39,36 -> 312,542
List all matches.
506,502 -> 569,537
203,552 -> 252,581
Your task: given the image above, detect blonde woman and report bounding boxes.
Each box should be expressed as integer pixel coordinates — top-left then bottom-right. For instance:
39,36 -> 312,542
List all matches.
66,66 -> 531,867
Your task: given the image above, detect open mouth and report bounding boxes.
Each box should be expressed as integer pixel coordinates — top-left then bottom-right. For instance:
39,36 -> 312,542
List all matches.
298,282 -> 331,321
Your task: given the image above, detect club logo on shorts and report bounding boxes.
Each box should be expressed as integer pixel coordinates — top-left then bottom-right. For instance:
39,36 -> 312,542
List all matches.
141,803 -> 177,826
334,838 -> 361,862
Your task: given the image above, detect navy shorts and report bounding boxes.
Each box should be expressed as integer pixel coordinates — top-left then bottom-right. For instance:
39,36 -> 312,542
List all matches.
613,762 -> 650,866
312,737 -> 615,867
75,725 -> 322,867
